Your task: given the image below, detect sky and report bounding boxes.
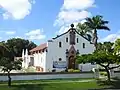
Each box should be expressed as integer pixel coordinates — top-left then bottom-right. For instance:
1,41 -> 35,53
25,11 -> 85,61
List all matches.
0,0 -> 120,45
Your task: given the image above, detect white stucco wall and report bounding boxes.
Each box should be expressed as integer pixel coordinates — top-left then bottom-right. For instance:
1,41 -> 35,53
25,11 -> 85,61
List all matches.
75,34 -> 95,54
0,73 -> 94,81
78,63 -> 97,71
46,31 -> 95,72
33,52 -> 46,72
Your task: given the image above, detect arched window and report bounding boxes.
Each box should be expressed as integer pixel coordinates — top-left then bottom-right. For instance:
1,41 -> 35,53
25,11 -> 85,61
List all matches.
77,38 -> 79,43
66,37 -> 68,42
83,43 -> 85,48
59,42 -> 62,47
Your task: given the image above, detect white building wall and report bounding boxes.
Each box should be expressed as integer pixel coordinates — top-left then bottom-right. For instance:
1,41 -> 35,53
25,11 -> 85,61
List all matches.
33,52 -> 46,72
0,73 -> 95,81
46,32 -> 95,72
75,34 -> 95,54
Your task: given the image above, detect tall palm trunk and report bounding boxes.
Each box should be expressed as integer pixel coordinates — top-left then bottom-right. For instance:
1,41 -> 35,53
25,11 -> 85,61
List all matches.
93,29 -> 98,49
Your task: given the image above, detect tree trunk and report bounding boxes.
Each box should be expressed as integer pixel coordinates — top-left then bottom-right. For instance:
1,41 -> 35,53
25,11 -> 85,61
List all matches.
93,29 -> 98,50
8,71 -> 11,87
105,67 -> 111,81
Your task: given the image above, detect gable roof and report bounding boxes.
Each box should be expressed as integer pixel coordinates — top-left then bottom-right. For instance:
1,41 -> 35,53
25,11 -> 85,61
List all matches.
30,43 -> 47,52
52,24 -> 93,44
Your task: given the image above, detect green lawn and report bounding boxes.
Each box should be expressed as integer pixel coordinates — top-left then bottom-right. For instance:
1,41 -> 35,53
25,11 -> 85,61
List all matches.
0,78 -> 120,90
0,81 -> 103,90
0,78 -> 94,84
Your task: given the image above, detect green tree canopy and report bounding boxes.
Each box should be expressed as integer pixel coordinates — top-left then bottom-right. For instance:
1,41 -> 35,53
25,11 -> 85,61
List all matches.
76,51 -> 120,81
5,38 -> 37,57
85,15 -> 110,49
114,39 -> 120,54
76,23 -> 92,41
97,42 -> 114,52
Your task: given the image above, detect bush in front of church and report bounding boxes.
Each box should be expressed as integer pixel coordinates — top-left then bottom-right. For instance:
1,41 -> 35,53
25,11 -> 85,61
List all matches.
68,69 -> 80,72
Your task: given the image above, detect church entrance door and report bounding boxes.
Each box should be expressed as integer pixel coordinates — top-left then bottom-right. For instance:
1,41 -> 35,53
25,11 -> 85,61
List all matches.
68,55 -> 75,69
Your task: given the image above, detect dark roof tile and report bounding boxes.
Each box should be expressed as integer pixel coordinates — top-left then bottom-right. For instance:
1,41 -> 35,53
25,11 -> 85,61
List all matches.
30,43 -> 47,52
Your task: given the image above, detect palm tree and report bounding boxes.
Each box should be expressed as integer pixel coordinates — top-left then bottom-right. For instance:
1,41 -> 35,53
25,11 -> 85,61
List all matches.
76,23 -> 92,36
76,23 -> 92,41
85,15 -> 110,49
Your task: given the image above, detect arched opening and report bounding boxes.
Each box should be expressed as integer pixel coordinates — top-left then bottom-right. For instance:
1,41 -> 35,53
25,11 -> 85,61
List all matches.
68,55 -> 75,69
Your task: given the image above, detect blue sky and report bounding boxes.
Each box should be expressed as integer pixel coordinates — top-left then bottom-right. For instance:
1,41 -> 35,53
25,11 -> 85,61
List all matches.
0,0 -> 120,45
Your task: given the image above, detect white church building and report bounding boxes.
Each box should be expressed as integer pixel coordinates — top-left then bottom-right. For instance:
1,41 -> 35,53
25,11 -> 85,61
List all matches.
21,24 -> 96,72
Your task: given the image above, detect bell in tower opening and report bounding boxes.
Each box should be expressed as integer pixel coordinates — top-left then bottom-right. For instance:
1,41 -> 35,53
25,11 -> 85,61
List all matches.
69,24 -> 76,45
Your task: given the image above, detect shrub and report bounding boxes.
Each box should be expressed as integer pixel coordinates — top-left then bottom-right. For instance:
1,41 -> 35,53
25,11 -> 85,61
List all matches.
68,69 -> 80,72
73,70 -> 80,72
26,66 -> 36,72
100,72 -> 107,76
68,69 -> 74,72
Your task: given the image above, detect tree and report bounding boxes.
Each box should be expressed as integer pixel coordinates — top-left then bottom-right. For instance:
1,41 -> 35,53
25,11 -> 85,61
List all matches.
114,39 -> 120,54
76,23 -> 92,41
76,23 -> 92,35
0,42 -> 22,86
0,57 -> 22,86
76,51 -> 120,81
85,15 -> 110,49
0,42 -> 12,59
5,38 -> 37,57
97,42 -> 114,52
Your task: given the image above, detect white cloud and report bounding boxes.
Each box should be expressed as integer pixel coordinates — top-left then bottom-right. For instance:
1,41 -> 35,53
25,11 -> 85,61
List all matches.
80,19 -> 86,24
0,0 -> 35,20
56,22 -> 78,34
14,36 -> 23,39
54,0 -> 95,34
5,31 -> 16,35
62,0 -> 95,10
25,29 -> 46,40
100,31 -> 120,42
57,26 -> 69,34
54,10 -> 91,26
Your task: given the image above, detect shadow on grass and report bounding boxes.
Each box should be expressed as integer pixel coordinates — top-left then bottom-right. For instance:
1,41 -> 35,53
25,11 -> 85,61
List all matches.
11,84 -> 50,90
97,77 -> 120,89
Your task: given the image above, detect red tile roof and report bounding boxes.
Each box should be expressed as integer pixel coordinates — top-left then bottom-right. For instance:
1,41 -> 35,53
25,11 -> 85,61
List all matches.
30,43 -> 47,52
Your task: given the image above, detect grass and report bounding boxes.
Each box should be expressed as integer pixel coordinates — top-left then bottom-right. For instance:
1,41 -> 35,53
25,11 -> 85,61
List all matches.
0,78 -> 94,84
0,81 -> 102,90
1,78 -> 120,90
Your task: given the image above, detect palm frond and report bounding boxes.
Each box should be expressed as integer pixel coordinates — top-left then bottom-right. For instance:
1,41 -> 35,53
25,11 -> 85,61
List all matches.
97,26 -> 110,30
101,21 -> 109,24
85,17 -> 93,24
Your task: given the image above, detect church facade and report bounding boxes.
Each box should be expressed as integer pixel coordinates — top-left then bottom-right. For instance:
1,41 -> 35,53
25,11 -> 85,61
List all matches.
22,24 -> 95,72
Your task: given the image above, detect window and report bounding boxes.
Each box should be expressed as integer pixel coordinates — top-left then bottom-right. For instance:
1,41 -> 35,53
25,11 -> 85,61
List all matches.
59,42 -> 62,47
77,38 -> 79,43
42,49 -> 44,52
83,43 -> 85,48
46,49 -> 48,52
66,49 -> 68,53
77,50 -> 79,54
59,58 -> 62,61
39,50 -> 41,53
66,37 -> 68,42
